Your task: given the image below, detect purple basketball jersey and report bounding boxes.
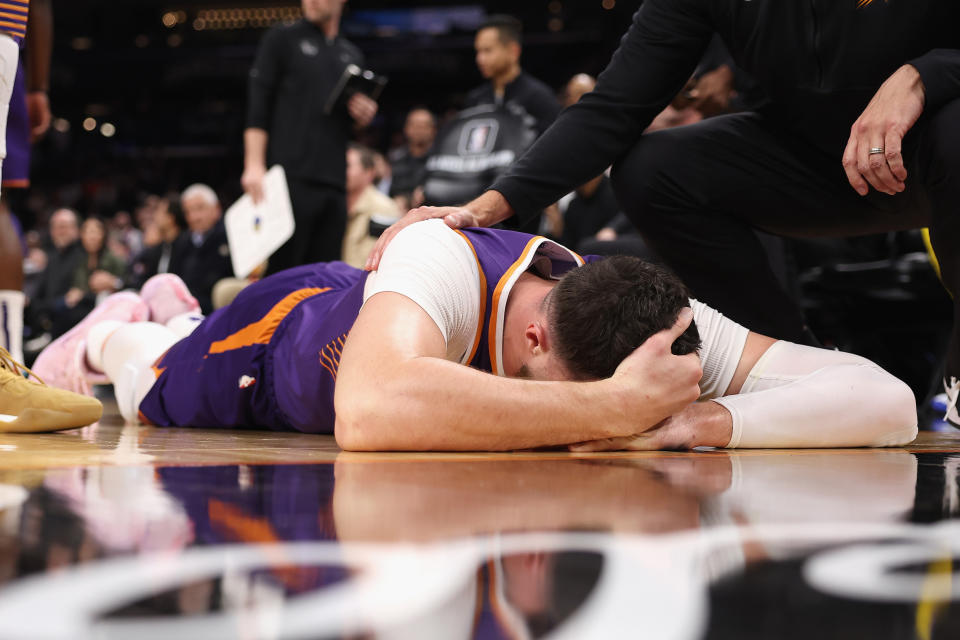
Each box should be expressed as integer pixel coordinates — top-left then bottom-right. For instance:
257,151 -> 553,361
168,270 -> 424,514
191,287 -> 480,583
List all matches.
139,227 -> 586,434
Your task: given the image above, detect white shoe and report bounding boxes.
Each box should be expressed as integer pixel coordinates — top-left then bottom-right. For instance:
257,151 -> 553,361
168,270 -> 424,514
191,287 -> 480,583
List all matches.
943,376 -> 960,427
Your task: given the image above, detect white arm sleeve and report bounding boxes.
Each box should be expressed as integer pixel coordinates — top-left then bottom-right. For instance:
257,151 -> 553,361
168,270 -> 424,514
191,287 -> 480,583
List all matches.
712,341 -> 918,448
362,220 -> 481,363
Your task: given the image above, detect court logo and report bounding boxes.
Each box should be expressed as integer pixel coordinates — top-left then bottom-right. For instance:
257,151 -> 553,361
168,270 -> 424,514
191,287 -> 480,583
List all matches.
458,119 -> 499,156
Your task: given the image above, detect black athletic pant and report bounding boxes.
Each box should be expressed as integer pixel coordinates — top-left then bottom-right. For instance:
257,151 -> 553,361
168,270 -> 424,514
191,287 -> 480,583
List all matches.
266,178 -> 347,276
611,98 -> 960,376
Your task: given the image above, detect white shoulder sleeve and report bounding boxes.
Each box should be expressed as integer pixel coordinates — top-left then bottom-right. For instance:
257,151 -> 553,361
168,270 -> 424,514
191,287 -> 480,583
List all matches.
691,299 -> 749,400
363,220 -> 481,363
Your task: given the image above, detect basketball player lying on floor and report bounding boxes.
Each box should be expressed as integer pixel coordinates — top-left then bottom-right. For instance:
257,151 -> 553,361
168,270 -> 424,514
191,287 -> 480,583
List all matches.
34,220 -> 918,451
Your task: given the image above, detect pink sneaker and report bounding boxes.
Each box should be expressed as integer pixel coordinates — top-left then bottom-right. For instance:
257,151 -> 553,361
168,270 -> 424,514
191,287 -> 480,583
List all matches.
139,274 -> 201,326
32,292 -> 149,395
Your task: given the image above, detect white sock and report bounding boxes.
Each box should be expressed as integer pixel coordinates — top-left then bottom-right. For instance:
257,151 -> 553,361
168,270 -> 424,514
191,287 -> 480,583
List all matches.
0,289 -> 24,362
85,320 -> 124,373
99,322 -> 179,423
0,34 -> 20,184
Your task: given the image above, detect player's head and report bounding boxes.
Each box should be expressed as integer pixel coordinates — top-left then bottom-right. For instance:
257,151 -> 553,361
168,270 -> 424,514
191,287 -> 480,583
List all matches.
475,15 -> 522,80
536,256 -> 700,381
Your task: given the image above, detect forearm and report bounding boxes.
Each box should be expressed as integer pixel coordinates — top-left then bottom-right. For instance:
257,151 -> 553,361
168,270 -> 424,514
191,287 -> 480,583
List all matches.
336,357 -> 651,452
713,363 -> 917,448
243,128 -> 268,170
25,0 -> 52,92
490,0 -> 711,221
909,49 -> 960,112
464,190 -> 514,227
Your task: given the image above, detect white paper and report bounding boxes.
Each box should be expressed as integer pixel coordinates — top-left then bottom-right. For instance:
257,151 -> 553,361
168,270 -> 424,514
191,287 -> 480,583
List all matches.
224,165 -> 295,278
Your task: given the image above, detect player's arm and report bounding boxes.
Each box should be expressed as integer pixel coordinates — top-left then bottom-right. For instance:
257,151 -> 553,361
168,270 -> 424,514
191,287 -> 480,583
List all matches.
333,296 -> 701,452
25,0 -> 53,141
572,326 -> 918,451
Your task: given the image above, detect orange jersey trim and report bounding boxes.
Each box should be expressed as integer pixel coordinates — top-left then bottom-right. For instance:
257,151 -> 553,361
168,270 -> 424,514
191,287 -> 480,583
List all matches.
487,236 -> 542,376
208,287 -> 330,354
453,229 -> 488,364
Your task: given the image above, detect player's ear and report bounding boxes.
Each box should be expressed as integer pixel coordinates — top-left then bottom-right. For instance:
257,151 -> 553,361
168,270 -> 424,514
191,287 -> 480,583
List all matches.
524,320 -> 550,357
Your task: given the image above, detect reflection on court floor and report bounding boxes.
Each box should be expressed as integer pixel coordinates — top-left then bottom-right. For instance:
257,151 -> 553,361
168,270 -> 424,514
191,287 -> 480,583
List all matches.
1,420 -> 960,638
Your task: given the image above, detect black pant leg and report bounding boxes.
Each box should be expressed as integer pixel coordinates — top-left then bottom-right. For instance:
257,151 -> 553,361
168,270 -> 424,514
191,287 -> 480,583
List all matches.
915,98 -> 960,377
611,112 -> 930,341
302,188 -> 347,265
267,179 -> 346,275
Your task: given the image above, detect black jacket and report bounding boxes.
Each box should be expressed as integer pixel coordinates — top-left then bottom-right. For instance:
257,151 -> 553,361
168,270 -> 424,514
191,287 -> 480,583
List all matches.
464,71 -> 562,136
492,0 -> 960,223
32,242 -> 83,314
247,19 -> 365,188
168,222 -> 234,314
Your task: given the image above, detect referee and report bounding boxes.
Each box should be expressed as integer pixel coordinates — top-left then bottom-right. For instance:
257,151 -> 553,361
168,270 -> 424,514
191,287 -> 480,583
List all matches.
242,0 -> 377,273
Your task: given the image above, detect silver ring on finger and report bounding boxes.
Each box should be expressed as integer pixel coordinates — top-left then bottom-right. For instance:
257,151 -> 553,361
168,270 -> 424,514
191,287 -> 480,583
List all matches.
869,147 -> 885,155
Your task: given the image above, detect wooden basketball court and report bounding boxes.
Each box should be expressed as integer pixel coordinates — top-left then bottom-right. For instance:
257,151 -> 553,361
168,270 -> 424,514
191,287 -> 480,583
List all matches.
1,400 -> 959,638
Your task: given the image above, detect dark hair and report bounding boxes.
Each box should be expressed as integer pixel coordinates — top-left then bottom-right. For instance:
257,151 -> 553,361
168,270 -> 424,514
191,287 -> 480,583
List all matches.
348,142 -> 376,171
479,14 -> 522,46
547,256 -> 701,380
159,193 -> 187,231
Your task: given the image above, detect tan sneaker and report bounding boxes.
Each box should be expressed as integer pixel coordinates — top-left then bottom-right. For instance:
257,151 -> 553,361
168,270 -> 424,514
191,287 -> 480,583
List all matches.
0,347 -> 102,433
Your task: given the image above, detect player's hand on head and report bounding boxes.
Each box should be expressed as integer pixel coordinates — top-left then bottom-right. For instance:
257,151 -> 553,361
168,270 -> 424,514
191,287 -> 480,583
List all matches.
842,64 -> 925,197
607,307 -> 702,427
241,165 -> 267,204
363,206 -> 480,271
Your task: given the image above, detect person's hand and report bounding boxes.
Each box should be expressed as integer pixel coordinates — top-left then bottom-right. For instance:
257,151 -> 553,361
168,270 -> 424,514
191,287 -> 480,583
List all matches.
842,64 -> 925,197
686,64 -> 735,118
88,270 -> 119,293
595,307 -> 703,437
26,91 -> 51,141
363,205 -> 484,271
241,164 -> 267,204
348,93 -> 378,128
569,402 -> 732,452
64,288 -> 84,308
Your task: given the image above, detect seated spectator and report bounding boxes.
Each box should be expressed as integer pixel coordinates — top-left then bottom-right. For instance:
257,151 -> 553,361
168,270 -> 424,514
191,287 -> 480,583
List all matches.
127,195 -> 185,290
388,107 -> 436,211
559,174 -> 619,250
169,184 -> 233,314
342,144 -> 400,269
28,208 -> 84,338
108,210 -> 143,262
60,217 -> 126,333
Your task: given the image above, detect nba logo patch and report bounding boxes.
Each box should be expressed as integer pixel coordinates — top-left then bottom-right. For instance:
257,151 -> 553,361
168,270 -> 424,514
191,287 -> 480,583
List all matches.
458,119 -> 499,156
238,375 -> 256,389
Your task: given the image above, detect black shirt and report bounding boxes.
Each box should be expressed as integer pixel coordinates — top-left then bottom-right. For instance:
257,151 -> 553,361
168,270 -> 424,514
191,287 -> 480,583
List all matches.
464,71 -> 561,136
387,146 -> 429,199
247,19 -> 365,188
168,221 -> 234,314
491,0 -> 960,223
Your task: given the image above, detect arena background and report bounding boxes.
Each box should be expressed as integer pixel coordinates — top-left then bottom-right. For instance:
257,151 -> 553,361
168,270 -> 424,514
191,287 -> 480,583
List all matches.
14,0 -> 954,411
20,1 -> 634,229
